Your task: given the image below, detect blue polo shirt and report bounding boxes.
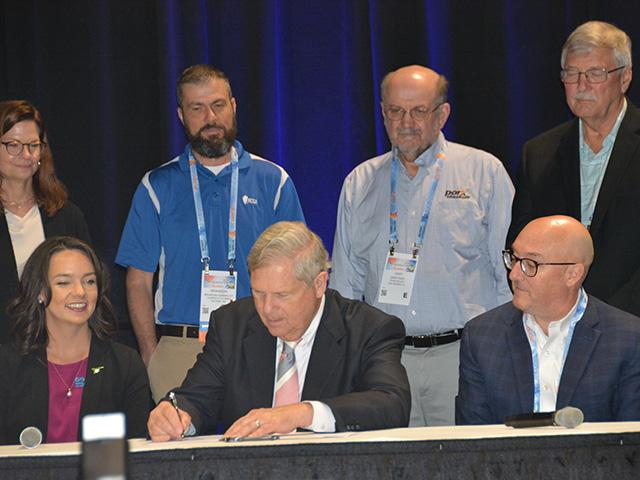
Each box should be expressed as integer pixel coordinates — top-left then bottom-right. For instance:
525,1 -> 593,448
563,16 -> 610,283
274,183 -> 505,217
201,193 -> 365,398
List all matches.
116,140 -> 305,326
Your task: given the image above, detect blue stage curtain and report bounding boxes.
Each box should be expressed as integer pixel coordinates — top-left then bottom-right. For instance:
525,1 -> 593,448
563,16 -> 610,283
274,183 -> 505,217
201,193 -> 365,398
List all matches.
1,0 -> 639,335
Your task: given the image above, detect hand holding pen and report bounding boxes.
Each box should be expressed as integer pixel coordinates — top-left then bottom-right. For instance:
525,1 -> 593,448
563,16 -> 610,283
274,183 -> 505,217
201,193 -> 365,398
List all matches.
147,392 -> 193,442
169,392 -> 187,439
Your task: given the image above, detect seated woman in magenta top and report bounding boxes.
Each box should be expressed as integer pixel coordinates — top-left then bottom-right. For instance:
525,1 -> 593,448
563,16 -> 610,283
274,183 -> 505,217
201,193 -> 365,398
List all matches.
0,236 -> 151,444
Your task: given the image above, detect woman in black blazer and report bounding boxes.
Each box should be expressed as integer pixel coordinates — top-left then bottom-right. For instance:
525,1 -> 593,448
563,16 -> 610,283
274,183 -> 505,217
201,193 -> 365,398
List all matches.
0,236 -> 150,445
0,100 -> 91,343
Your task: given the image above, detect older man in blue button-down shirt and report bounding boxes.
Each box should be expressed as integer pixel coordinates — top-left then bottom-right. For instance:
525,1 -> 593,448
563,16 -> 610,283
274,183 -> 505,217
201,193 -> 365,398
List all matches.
330,65 -> 514,426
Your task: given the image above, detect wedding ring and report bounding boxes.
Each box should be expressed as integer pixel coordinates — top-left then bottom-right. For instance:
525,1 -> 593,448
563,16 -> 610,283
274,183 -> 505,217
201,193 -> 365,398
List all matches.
255,419 -> 261,428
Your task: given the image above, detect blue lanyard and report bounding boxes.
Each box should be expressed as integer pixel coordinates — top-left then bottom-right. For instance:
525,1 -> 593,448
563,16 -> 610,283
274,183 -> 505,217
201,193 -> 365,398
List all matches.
525,288 -> 587,412
227,149 -> 239,273
187,145 -> 239,273
389,146 -> 444,256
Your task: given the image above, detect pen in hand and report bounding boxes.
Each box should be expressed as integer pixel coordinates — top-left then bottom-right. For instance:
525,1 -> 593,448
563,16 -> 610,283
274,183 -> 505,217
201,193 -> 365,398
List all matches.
169,391 -> 185,439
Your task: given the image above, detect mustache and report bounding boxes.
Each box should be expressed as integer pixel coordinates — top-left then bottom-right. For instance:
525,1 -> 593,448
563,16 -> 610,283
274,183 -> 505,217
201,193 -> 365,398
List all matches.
573,92 -> 597,101
397,128 -> 420,134
198,123 -> 225,135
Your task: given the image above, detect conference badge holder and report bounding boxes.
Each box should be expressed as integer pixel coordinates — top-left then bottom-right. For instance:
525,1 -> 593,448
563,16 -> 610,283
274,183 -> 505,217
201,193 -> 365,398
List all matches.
377,252 -> 419,306
198,269 -> 237,341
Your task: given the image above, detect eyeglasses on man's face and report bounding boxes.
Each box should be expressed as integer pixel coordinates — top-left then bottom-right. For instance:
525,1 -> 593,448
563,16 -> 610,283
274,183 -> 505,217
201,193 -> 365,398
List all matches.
383,103 -> 442,121
0,140 -> 46,156
502,250 -> 576,278
560,65 -> 626,84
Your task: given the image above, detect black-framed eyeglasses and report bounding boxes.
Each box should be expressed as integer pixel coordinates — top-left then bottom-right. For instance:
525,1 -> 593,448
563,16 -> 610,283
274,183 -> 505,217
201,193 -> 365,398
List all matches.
383,103 -> 442,121
560,65 -> 626,84
502,250 -> 576,278
0,141 -> 47,156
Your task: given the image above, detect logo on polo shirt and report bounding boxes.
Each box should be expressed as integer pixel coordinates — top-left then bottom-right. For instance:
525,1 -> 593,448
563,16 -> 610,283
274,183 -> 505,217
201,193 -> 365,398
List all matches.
444,189 -> 470,199
242,195 -> 258,205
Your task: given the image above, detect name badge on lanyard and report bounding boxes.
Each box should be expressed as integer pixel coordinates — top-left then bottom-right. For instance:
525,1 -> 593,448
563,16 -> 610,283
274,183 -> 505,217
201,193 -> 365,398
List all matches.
187,145 -> 239,341
199,269 -> 237,341
378,253 -> 420,306
378,147 -> 444,306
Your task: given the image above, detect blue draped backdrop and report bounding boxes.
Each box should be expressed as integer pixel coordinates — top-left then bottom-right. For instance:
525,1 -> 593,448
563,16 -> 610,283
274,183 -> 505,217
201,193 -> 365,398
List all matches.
1,0 -> 640,339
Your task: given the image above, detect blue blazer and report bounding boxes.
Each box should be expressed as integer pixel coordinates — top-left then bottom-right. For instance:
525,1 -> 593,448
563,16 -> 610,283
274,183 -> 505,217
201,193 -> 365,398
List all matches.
456,295 -> 640,424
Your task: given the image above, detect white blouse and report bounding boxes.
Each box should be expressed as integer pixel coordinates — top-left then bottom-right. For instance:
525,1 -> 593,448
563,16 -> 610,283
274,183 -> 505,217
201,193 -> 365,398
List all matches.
5,205 -> 45,278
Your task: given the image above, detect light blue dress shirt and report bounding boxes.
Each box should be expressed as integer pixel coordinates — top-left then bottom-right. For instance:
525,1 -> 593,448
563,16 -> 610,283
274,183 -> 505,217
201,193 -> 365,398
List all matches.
579,99 -> 627,227
330,133 -> 514,335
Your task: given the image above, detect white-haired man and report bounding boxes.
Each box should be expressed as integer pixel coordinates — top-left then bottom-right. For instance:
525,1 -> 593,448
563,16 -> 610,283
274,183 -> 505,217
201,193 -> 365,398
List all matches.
148,221 -> 410,440
509,21 -> 640,318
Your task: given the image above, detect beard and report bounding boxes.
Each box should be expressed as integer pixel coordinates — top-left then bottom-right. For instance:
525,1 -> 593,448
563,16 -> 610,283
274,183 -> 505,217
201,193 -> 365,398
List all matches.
186,117 -> 238,159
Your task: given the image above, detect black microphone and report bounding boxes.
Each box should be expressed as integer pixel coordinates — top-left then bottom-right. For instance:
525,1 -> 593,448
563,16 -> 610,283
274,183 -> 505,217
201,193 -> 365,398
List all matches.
505,406 -> 584,429
19,426 -> 43,449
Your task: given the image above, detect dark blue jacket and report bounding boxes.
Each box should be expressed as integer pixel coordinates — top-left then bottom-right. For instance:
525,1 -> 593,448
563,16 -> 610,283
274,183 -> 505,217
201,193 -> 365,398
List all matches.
456,295 -> 640,424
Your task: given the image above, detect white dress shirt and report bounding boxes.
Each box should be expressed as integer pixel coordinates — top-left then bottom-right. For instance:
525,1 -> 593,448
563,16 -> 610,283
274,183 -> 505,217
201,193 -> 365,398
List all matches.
273,294 -> 336,432
522,290 -> 586,412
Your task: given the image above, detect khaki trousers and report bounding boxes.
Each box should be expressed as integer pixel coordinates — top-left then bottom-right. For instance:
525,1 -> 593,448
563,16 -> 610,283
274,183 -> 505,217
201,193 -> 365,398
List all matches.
401,340 -> 460,426
147,336 -> 204,403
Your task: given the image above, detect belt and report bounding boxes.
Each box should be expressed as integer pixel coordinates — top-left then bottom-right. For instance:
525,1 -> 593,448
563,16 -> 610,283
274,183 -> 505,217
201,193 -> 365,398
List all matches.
405,329 -> 463,348
157,324 -> 199,339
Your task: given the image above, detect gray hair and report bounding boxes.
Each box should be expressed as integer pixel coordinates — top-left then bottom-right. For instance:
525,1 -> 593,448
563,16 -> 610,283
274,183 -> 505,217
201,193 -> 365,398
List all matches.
561,21 -> 632,68
380,69 -> 449,106
176,64 -> 233,106
247,222 -> 331,286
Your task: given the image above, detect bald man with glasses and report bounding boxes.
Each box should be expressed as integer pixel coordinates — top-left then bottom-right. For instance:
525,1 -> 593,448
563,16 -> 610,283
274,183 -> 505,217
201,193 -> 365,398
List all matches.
457,215 -> 640,425
331,65 -> 514,426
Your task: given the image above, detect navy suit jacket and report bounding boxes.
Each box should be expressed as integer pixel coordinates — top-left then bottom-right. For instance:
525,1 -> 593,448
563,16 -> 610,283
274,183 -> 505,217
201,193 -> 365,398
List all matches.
508,101 -> 640,316
456,295 -> 640,425
174,289 -> 411,434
